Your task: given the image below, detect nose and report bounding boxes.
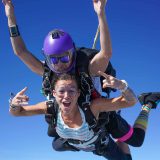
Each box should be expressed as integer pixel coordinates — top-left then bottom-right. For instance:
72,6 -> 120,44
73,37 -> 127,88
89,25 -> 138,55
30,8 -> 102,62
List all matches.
63,91 -> 71,98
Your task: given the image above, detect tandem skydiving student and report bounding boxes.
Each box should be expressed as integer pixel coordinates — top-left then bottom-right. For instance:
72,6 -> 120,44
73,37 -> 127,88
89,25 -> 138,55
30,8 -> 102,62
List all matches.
9,72 -> 136,160
9,73 -> 160,160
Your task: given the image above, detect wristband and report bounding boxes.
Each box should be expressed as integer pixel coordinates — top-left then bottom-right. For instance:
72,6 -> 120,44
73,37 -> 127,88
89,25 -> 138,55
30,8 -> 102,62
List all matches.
9,25 -> 20,37
120,80 -> 128,92
9,104 -> 20,111
9,92 -> 19,111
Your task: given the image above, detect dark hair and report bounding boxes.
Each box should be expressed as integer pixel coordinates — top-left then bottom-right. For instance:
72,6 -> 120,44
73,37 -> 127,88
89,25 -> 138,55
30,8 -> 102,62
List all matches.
51,73 -> 80,90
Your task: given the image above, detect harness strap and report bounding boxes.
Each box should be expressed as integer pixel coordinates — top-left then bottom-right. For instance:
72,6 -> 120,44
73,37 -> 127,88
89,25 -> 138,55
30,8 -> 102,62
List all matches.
46,100 -> 58,127
42,62 -> 53,98
80,103 -> 97,131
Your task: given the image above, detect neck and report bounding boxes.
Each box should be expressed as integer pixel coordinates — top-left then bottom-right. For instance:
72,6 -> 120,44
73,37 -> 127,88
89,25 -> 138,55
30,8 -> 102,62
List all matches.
61,104 -> 79,121
61,105 -> 82,128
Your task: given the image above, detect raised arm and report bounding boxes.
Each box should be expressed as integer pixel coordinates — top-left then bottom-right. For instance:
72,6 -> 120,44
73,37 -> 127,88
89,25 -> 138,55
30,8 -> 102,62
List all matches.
91,71 -> 137,116
89,0 -> 112,76
3,0 -> 44,75
9,87 -> 47,116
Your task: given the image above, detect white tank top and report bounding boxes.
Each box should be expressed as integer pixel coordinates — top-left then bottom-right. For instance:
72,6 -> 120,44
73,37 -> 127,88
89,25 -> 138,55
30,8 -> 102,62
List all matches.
56,107 -> 98,151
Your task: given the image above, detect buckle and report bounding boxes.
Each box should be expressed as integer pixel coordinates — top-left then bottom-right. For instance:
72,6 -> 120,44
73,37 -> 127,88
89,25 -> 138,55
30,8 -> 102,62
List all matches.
67,139 -> 82,144
100,136 -> 109,145
89,119 -> 97,129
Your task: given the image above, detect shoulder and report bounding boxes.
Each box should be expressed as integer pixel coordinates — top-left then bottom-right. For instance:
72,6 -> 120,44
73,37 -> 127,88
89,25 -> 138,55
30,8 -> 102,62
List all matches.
76,47 -> 99,59
75,47 -> 99,70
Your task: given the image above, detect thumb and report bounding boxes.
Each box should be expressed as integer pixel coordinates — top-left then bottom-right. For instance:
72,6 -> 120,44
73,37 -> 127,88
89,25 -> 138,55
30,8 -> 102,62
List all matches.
98,70 -> 109,79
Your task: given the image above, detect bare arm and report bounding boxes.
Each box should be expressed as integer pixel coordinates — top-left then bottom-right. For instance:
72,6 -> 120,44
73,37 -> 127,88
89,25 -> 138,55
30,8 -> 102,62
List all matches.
89,0 -> 112,76
9,87 -> 47,116
10,102 -> 47,116
91,95 -> 134,113
91,71 -> 137,117
3,0 -> 44,75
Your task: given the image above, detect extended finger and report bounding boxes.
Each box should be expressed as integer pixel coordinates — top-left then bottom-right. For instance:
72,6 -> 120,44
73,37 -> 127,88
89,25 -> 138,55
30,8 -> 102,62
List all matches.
17,87 -> 28,95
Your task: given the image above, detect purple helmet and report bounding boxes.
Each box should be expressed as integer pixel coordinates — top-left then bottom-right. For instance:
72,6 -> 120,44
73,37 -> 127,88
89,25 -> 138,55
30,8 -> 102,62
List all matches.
42,29 -> 76,73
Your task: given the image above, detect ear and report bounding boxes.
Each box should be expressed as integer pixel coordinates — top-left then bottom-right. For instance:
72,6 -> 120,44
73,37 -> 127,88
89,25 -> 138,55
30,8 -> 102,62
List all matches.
77,89 -> 81,98
52,90 -> 56,97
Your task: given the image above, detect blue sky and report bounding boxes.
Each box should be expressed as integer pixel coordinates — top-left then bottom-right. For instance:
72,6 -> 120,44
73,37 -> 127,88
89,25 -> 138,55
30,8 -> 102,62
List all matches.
0,0 -> 160,159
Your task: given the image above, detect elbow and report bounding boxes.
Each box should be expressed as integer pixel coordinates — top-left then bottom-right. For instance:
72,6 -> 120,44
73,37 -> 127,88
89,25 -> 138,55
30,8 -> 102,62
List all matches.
107,50 -> 112,59
126,93 -> 138,107
127,98 -> 137,107
122,96 -> 137,108
131,97 -> 138,106
13,48 -> 26,57
31,63 -> 44,76
104,50 -> 112,60
13,49 -> 20,56
106,46 -> 112,59
12,44 -> 28,57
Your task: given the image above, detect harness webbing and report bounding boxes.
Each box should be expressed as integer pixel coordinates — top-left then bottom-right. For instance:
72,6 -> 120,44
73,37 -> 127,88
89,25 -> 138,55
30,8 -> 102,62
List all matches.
92,25 -> 100,49
42,62 -> 53,99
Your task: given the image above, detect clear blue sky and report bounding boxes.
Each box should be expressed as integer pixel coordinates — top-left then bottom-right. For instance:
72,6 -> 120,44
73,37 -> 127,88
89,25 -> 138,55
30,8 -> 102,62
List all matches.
0,0 -> 160,159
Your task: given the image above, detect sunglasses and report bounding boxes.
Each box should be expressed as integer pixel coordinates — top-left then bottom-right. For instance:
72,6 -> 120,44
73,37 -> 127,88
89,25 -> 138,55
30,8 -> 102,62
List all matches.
50,55 -> 70,64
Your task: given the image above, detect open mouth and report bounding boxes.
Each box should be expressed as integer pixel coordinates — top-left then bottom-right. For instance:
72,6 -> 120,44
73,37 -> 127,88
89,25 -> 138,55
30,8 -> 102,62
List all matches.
63,102 -> 71,107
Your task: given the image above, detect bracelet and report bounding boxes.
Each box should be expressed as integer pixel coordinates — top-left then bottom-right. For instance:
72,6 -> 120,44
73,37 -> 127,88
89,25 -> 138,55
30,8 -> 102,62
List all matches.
120,80 -> 128,92
9,104 -> 20,111
9,92 -> 20,111
9,25 -> 20,37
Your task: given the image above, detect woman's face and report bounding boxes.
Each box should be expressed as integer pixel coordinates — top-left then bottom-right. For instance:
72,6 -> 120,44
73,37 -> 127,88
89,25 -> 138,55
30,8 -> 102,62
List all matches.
53,79 -> 80,115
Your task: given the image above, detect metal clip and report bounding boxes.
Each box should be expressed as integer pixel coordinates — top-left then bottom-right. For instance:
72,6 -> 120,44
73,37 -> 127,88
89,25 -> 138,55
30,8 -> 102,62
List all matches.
100,136 -> 109,145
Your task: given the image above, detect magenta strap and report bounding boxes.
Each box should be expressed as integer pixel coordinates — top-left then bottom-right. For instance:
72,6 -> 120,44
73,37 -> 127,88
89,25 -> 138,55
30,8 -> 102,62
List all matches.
117,126 -> 133,142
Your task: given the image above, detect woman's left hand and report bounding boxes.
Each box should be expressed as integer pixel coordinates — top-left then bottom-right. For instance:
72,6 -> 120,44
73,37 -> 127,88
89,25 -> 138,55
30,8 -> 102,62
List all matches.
98,71 -> 126,90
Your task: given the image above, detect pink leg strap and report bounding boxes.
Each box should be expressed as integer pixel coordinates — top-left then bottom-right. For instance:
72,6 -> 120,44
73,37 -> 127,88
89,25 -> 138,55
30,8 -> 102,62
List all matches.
117,126 -> 133,142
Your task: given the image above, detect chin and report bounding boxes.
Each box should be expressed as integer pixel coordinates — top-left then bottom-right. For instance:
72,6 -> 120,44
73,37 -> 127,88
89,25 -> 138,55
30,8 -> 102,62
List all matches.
62,106 -> 71,113
62,110 -> 71,116
52,64 -> 71,73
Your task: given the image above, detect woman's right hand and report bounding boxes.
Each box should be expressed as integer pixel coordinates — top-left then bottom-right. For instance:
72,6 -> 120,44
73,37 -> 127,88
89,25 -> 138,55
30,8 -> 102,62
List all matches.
10,87 -> 29,108
98,71 -> 127,91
